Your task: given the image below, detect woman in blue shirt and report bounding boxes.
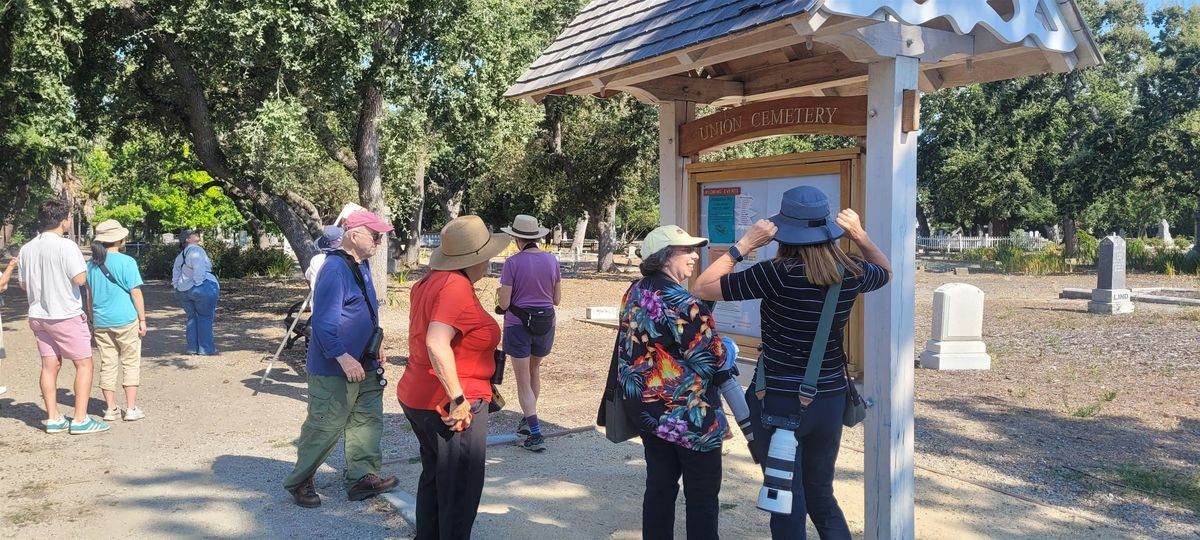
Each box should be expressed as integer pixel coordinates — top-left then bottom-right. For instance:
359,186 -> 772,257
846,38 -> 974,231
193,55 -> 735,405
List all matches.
86,220 -> 148,422
172,229 -> 220,355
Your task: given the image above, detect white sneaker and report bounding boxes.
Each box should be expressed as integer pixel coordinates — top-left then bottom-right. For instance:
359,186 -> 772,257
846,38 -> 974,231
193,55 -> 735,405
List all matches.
102,407 -> 121,422
123,407 -> 145,421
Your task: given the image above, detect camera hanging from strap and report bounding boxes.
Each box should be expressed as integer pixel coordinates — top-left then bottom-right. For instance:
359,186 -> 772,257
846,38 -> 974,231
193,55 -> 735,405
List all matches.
754,265 -> 844,412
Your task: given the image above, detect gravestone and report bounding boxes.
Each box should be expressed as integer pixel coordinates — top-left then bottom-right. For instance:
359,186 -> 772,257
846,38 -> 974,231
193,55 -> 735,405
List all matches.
161,233 -> 176,244
918,283 -> 991,370
1158,219 -> 1174,248
586,306 -> 619,320
551,224 -> 563,245
1089,235 -> 1134,314
1193,208 -> 1200,255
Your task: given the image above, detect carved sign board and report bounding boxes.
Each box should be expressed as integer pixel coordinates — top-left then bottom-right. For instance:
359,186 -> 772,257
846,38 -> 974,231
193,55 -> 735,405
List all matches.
678,96 -> 868,156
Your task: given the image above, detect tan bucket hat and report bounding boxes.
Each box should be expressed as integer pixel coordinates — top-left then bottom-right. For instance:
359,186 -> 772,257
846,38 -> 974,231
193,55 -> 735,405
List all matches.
94,219 -> 130,243
429,215 -> 512,271
501,214 -> 550,240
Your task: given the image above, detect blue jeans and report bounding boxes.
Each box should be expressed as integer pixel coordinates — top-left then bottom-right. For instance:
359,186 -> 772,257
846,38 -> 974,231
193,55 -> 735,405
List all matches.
748,388 -> 851,540
176,280 -> 219,354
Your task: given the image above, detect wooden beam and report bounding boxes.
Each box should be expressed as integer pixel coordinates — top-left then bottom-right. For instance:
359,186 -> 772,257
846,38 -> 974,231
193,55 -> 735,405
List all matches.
627,76 -> 744,104
863,55 -> 918,540
820,21 -> 974,64
741,52 -> 869,99
917,68 -> 944,93
659,101 -> 695,226
677,96 -> 868,155
902,89 -> 920,133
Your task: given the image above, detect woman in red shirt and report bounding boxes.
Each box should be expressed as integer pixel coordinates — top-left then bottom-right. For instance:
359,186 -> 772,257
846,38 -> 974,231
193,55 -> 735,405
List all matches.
397,215 -> 510,540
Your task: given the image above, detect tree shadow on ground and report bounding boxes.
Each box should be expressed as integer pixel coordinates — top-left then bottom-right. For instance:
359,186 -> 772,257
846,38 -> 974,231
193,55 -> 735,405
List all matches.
110,454 -> 406,538
913,395 -> 1199,536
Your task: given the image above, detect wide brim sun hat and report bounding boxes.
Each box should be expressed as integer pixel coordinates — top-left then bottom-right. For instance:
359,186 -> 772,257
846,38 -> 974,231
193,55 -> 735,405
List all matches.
94,219 -> 129,243
767,185 -> 844,246
429,215 -> 512,271
501,214 -> 550,240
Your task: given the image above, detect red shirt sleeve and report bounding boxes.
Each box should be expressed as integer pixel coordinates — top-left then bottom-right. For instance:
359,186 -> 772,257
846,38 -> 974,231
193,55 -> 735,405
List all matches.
430,275 -> 473,333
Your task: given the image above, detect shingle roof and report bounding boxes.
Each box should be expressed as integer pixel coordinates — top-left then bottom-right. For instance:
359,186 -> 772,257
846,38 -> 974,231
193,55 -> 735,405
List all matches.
505,0 -> 819,99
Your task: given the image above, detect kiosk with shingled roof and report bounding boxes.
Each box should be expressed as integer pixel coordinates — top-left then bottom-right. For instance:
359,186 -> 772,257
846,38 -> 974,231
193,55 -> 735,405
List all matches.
508,2 -> 1102,538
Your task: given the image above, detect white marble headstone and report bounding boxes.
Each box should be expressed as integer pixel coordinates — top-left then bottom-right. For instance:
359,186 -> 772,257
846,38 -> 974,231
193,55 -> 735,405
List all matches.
919,283 -> 991,370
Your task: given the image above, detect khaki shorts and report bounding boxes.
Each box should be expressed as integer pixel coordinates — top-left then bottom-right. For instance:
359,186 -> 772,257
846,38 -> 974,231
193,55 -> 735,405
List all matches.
95,321 -> 142,391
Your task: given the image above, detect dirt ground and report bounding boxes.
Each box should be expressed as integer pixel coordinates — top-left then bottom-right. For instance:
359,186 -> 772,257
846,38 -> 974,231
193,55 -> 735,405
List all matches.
1,264 -> 1197,538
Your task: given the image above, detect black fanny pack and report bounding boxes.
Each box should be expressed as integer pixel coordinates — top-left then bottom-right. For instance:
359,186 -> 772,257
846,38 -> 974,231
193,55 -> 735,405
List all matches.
507,305 -> 555,336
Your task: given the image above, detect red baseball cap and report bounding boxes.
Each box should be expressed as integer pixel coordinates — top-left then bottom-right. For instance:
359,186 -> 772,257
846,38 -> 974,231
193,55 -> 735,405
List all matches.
342,210 -> 394,233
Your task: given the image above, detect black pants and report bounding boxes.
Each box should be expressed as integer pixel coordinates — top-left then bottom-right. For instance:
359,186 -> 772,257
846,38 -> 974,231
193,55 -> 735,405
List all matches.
748,389 -> 851,540
640,433 -> 722,540
402,400 -> 489,540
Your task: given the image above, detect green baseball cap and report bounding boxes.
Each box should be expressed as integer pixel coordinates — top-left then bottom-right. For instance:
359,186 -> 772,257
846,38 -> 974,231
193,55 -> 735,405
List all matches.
640,225 -> 709,258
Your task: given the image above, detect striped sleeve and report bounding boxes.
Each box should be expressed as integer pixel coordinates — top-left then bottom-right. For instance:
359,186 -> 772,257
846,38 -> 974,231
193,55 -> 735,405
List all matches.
719,261 -> 777,301
858,261 -> 890,293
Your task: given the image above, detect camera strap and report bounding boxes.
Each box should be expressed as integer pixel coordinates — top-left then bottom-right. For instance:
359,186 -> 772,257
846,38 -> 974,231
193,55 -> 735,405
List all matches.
334,251 -> 378,325
754,265 -> 843,407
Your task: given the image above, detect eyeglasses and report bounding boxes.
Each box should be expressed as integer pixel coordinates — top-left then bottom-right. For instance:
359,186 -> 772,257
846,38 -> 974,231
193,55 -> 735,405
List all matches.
353,229 -> 383,244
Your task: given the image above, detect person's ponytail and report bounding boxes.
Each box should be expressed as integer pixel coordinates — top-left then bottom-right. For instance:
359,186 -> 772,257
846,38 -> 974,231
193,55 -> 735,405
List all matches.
91,240 -> 108,266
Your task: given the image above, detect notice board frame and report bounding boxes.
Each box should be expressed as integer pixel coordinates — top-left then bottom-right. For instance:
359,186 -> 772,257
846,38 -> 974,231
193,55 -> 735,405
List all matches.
687,148 -> 866,379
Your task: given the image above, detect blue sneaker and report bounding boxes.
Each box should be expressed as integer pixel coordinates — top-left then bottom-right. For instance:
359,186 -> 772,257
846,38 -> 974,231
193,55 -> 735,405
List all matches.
45,417 -> 69,434
69,417 -> 110,435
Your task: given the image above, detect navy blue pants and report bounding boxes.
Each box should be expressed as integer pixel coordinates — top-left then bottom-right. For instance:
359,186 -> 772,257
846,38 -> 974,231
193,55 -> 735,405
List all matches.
748,389 -> 851,540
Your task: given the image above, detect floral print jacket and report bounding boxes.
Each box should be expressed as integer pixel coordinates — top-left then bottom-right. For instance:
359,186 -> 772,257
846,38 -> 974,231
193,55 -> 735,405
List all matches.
616,274 -> 728,451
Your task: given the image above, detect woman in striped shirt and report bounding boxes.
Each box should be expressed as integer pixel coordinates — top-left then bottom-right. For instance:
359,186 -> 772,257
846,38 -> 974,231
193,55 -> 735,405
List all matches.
693,186 -> 891,539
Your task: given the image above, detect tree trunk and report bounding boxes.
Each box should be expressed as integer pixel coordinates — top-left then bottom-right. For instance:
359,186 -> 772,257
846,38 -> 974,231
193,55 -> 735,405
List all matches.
915,203 -> 931,237
356,79 -> 390,299
1062,217 -> 1078,258
402,151 -> 428,268
572,211 -> 589,258
441,186 -> 465,221
1,181 -> 30,250
596,202 -> 617,272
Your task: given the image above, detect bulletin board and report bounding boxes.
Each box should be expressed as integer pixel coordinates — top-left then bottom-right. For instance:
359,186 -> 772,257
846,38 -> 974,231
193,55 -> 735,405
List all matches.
687,148 -> 866,379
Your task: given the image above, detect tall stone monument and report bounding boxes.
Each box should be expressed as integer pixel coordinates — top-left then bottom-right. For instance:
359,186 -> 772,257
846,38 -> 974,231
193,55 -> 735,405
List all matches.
918,283 -> 991,370
1193,208 -> 1200,255
1158,219 -> 1174,248
1088,235 -> 1134,314
551,223 -> 563,246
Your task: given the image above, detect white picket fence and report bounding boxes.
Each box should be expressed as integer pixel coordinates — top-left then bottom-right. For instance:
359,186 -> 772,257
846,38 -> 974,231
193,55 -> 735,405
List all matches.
917,235 -> 1050,252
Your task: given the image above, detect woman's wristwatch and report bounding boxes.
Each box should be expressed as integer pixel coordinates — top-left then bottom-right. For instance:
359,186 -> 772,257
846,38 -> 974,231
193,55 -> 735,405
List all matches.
451,394 -> 466,407
726,245 -> 745,263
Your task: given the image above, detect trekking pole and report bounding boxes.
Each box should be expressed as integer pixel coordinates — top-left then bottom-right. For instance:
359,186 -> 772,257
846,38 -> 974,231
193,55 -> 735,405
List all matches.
257,291 -> 312,389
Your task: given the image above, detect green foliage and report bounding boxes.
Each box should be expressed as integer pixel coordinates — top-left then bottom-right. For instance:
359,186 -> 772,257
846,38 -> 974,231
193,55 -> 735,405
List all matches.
134,243 -> 294,280
1076,230 -> 1100,263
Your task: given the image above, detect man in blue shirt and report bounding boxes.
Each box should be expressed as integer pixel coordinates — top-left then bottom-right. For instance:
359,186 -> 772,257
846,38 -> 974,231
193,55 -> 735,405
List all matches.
284,210 -> 398,508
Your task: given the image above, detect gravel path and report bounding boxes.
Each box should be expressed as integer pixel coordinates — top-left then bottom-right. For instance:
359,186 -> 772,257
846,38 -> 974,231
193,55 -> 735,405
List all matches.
2,266 -> 1196,538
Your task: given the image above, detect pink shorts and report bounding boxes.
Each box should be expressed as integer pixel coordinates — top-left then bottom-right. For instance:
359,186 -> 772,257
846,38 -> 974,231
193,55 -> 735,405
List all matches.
29,315 -> 93,360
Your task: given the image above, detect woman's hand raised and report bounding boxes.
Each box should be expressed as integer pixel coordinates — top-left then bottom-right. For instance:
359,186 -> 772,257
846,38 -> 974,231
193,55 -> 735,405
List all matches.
835,209 -> 867,243
736,219 -> 778,253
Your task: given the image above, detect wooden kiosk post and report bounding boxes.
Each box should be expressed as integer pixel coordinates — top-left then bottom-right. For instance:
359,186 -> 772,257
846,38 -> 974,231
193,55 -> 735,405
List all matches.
508,2 -> 1103,538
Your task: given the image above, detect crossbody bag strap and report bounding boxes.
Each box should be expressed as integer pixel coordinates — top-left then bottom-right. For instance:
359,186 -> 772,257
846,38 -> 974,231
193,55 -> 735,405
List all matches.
798,265 -> 844,406
335,251 -> 378,325
95,261 -> 130,293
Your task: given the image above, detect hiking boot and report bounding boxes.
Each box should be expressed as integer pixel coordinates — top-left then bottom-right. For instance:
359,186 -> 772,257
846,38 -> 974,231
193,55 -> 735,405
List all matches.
516,417 -> 531,437
522,434 -> 546,452
288,477 -> 321,508
346,474 -> 398,501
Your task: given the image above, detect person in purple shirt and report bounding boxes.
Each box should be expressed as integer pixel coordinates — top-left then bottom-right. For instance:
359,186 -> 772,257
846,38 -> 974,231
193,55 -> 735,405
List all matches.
497,215 -> 561,452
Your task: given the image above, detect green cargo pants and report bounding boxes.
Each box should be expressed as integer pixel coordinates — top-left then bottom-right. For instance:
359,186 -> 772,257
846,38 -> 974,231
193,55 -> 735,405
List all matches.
284,374 -> 384,491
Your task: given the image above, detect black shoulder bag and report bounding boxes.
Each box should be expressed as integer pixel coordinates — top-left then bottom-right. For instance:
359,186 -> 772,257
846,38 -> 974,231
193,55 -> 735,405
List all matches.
333,252 -> 386,387
499,243 -> 556,335
92,260 -> 130,294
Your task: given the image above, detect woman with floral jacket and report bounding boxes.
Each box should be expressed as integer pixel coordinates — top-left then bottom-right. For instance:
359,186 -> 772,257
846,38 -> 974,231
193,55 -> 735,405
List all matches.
615,225 -> 728,540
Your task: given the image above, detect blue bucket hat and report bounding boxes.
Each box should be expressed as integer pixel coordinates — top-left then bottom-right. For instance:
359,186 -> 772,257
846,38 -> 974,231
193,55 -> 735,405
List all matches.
767,186 -> 844,246
316,225 -> 344,250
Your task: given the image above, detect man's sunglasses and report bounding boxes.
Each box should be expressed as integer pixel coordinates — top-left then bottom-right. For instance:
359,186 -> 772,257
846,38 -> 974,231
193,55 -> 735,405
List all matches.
354,230 -> 383,244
